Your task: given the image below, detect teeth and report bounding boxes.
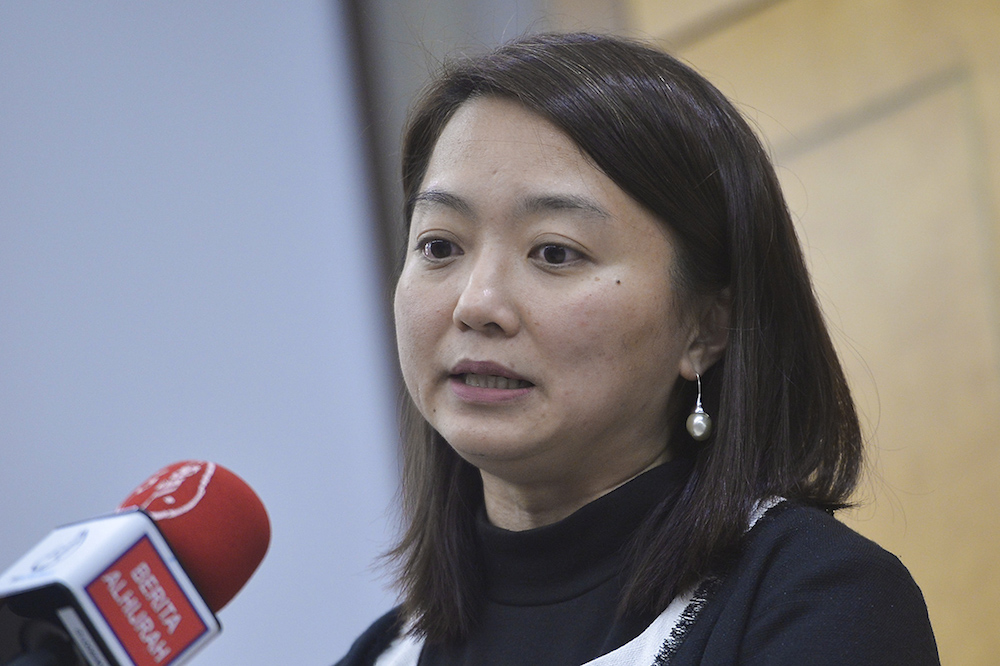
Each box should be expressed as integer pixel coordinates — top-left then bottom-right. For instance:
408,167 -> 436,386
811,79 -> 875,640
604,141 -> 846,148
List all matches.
463,373 -> 530,389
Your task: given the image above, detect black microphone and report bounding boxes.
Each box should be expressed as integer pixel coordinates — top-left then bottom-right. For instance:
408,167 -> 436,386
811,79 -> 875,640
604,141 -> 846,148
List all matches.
0,461 -> 270,666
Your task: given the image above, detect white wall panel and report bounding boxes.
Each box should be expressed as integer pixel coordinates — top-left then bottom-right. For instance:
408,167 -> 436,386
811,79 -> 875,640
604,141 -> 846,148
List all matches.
0,2 -> 397,663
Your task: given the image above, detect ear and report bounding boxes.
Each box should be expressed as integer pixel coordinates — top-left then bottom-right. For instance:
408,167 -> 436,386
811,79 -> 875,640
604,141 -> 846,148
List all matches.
679,288 -> 731,381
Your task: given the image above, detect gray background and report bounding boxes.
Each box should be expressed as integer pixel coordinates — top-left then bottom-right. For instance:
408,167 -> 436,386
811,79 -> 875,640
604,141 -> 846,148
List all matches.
0,2 -> 399,664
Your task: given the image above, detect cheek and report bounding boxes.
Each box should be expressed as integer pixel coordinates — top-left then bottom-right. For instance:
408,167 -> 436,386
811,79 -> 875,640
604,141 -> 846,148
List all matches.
529,291 -> 614,364
534,285 -> 679,377
393,281 -> 429,382
394,277 -> 455,396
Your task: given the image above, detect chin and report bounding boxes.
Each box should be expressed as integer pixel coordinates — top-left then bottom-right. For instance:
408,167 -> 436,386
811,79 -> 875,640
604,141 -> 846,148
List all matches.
449,439 -> 562,482
449,440 -> 531,464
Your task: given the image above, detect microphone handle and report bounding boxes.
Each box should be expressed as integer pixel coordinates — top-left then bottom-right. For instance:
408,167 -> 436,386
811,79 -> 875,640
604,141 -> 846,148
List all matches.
4,648 -> 61,666
2,625 -> 82,666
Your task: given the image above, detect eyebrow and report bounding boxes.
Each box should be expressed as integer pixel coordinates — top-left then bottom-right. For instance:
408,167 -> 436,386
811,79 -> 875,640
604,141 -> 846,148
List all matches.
411,189 -> 611,222
518,194 -> 611,221
411,190 -> 475,218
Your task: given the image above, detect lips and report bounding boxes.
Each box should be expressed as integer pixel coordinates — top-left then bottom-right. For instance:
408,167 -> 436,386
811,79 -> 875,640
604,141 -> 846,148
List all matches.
450,361 -> 534,391
462,373 -> 532,389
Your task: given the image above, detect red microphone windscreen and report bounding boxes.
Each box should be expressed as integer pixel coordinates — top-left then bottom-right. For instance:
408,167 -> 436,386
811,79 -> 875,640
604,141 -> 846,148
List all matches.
117,461 -> 270,612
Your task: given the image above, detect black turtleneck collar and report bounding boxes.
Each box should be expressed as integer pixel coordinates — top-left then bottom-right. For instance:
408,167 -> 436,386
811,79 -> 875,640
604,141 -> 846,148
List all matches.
476,457 -> 693,606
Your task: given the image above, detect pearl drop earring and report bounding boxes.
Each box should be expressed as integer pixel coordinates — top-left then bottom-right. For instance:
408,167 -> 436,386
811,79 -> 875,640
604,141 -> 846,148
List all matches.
686,373 -> 713,441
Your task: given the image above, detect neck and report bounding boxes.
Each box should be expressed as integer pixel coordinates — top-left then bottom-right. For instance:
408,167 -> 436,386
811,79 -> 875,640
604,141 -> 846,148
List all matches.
480,451 -> 670,531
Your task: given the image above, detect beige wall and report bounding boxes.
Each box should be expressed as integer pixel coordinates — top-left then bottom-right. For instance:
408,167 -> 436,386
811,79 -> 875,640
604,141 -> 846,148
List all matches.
550,0 -> 1000,662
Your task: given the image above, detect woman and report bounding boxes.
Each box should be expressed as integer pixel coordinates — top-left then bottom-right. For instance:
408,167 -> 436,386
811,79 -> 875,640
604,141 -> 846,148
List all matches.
336,32 -> 938,665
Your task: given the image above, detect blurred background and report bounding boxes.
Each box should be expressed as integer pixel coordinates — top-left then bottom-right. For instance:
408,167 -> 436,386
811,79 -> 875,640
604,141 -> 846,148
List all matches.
2,1 -> 997,664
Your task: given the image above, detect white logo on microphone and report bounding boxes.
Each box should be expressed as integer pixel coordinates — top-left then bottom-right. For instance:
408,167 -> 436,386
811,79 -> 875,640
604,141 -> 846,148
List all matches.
136,462 -> 216,521
31,528 -> 88,572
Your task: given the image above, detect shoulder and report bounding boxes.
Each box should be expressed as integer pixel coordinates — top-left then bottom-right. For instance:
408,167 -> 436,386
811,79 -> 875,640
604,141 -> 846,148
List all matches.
743,501 -> 921,593
738,501 -> 932,617
748,501 -> 902,558
332,608 -> 405,666
682,501 -> 940,665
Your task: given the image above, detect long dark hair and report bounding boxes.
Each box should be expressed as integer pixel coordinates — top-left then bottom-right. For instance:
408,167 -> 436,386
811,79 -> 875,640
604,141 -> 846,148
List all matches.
387,32 -> 862,643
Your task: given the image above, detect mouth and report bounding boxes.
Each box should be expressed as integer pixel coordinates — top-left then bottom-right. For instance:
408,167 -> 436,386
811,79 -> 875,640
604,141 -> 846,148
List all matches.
449,361 -> 534,391
458,373 -> 533,390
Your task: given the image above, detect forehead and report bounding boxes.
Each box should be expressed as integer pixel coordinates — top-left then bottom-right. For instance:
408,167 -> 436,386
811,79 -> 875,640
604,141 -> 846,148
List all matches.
420,97 -> 616,204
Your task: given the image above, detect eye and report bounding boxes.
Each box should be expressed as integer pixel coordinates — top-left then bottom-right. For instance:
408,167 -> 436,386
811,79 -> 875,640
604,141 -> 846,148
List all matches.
419,238 -> 462,261
531,243 -> 582,266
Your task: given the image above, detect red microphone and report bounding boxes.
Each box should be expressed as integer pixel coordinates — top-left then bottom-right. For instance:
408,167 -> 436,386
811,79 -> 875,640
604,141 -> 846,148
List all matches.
0,461 -> 270,666
117,461 -> 271,613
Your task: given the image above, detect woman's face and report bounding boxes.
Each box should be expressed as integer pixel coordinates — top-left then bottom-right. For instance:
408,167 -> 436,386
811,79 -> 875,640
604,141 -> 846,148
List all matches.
394,97 -> 701,493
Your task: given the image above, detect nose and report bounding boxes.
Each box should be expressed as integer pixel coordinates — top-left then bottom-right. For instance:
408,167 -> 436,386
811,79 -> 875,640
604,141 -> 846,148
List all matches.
452,252 -> 520,336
